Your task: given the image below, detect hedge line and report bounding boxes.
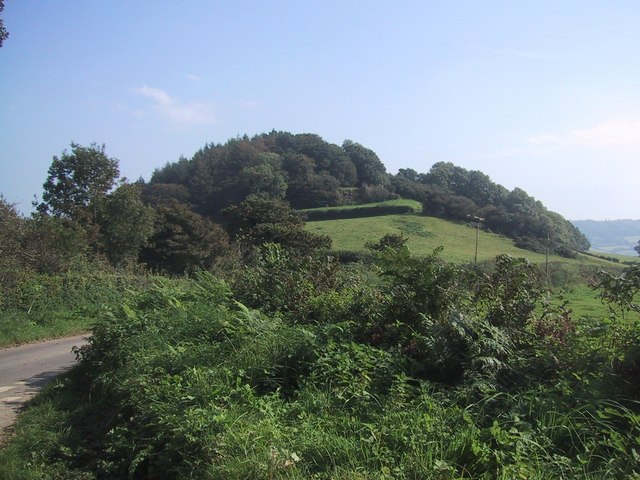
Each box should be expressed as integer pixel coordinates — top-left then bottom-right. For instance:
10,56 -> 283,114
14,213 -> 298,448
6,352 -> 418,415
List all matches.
300,205 -> 415,221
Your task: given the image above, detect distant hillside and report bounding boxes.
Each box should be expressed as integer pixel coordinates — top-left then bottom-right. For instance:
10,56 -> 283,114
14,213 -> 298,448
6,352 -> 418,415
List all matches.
571,219 -> 640,257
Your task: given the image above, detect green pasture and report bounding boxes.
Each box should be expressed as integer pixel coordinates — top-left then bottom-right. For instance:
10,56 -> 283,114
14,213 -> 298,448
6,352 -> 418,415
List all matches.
584,250 -> 640,263
559,282 -> 640,325
307,212 -> 623,269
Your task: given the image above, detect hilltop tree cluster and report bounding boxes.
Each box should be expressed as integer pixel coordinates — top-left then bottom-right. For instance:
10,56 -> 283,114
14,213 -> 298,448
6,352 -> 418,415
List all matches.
149,131 -> 588,257
149,131 -> 392,217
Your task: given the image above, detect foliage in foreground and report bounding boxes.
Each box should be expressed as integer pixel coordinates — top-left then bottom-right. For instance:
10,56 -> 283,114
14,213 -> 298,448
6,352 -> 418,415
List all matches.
2,251 -> 640,479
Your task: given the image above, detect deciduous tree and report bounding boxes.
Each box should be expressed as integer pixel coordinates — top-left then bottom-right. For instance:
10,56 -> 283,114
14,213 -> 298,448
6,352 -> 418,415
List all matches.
342,140 -> 389,186
140,201 -> 229,274
223,196 -> 331,252
38,142 -> 120,225
0,196 -> 26,304
98,182 -> 155,267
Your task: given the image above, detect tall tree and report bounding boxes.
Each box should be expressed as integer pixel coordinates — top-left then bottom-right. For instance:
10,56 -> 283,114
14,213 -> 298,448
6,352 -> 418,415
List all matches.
140,201 -> 229,274
0,0 -> 9,48
223,196 -> 331,252
38,142 -> 120,225
342,140 -> 389,186
98,182 -> 155,267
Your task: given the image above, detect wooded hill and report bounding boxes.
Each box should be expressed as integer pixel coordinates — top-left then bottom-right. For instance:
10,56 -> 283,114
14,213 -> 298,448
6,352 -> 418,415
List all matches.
148,130 -> 589,257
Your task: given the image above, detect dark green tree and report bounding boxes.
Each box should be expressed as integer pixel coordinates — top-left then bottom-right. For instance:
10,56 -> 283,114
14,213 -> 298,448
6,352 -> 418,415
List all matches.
22,214 -> 89,274
397,168 -> 420,181
238,152 -> 288,199
0,196 -> 22,262
1,196 -> 90,279
141,183 -> 191,209
140,202 -> 229,274
422,162 -> 457,193
98,182 -> 155,267
223,196 -> 331,252
0,196 -> 26,304
635,240 -> 640,256
283,153 -> 342,208
38,142 -> 120,225
0,0 -> 8,48
342,140 -> 389,186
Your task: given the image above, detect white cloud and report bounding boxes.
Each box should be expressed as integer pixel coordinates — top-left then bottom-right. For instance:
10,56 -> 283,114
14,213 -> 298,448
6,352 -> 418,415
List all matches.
479,115 -> 640,219
186,74 -> 202,82
528,117 -> 640,152
133,85 -> 215,125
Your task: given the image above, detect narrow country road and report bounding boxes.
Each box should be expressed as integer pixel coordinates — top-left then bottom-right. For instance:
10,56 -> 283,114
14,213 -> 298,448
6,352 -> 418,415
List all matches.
0,335 -> 88,434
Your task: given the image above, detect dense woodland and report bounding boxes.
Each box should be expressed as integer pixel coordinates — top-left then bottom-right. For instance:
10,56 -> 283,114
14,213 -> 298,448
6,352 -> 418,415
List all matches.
2,134 -> 640,478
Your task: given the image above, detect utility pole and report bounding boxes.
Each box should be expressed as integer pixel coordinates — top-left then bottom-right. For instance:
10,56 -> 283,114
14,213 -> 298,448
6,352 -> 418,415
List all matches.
545,233 -> 550,279
471,216 -> 484,264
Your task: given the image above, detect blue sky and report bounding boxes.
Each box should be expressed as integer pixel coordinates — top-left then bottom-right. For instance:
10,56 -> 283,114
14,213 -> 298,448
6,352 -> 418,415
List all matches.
1,1 -> 639,220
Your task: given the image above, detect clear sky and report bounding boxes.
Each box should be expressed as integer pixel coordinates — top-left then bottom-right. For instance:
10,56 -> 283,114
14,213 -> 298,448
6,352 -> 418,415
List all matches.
1,1 -> 639,220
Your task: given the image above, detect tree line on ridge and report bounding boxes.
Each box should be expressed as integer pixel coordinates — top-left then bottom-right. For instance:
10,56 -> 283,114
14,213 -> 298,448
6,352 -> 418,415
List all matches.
1,131 -> 591,289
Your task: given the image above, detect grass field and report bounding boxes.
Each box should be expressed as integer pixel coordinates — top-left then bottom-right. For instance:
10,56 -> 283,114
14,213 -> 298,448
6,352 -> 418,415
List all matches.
306,212 -> 624,269
307,211 -> 639,323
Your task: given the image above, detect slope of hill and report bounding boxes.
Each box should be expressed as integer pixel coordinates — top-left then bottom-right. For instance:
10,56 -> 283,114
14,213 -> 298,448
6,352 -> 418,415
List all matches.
572,219 -> 640,257
306,210 -> 620,269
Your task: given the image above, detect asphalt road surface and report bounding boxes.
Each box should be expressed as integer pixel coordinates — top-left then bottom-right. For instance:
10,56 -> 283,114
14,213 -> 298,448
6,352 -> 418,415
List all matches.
0,335 -> 88,433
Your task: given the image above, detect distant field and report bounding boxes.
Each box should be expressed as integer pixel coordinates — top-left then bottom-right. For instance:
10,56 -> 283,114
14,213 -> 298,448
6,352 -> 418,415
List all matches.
306,212 -> 623,268
583,250 -> 640,264
571,219 -> 640,257
589,243 -> 640,258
